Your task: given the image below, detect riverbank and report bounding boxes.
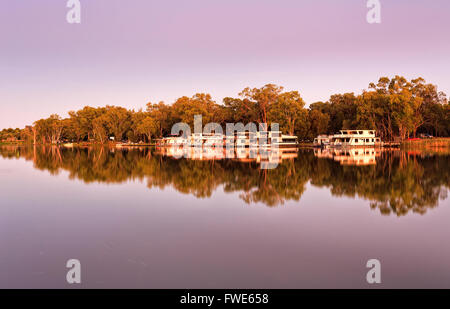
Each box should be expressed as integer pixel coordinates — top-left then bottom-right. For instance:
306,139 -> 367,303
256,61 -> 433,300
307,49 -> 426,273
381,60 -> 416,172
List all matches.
0,141 -> 25,145
0,141 -> 158,147
3,138 -> 450,150
401,137 -> 450,149
298,142 -> 315,147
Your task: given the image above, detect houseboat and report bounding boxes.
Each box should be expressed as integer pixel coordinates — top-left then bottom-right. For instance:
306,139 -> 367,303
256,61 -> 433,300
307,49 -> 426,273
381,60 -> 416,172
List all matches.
329,130 -> 381,147
190,133 -> 204,147
158,130 -> 298,148
235,131 -> 298,148
313,135 -> 332,147
278,134 -> 298,148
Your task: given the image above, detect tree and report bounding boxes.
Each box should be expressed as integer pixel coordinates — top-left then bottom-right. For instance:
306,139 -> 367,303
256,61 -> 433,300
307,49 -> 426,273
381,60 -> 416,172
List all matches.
146,101 -> 172,137
239,84 -> 283,124
61,118 -> 78,142
357,90 -> 391,140
128,110 -> 146,143
222,97 -> 258,124
269,91 -> 306,135
103,106 -> 132,141
308,109 -> 330,139
68,106 -> 104,141
386,76 -> 418,140
328,93 -> 358,132
171,93 -> 217,128
33,114 -> 63,144
3,77 -> 449,144
92,115 -> 109,143
137,116 -> 158,142
415,82 -> 448,137
354,76 -> 448,140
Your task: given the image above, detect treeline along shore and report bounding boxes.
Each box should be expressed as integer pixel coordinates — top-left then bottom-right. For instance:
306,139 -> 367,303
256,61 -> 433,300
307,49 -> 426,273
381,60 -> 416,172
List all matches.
1,76 -> 449,144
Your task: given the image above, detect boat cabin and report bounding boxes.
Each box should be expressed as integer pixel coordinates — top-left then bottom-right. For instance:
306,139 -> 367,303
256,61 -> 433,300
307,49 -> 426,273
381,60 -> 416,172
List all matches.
330,130 -> 381,147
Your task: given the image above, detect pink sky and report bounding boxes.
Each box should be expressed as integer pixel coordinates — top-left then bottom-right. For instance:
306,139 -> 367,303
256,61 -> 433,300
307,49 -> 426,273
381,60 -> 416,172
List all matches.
1,0 -> 449,128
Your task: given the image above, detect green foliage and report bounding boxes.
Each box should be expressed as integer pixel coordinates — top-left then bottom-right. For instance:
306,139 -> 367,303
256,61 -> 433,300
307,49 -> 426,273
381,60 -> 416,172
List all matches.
268,91 -> 306,135
137,116 -> 158,142
4,76 -> 449,144
0,127 -> 23,142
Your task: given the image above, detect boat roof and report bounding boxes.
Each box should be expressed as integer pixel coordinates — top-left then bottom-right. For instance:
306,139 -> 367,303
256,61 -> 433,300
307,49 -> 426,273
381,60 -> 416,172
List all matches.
338,129 -> 376,134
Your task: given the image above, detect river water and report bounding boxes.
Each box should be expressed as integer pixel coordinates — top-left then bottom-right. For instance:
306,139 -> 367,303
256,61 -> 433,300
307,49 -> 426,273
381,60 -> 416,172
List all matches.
0,145 -> 449,288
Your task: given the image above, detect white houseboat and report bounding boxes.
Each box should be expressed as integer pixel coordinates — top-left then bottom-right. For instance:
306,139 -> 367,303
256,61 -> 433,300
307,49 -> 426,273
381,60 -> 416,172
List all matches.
329,130 -> 381,147
313,135 -> 332,147
159,130 -> 298,148
278,134 -> 298,148
229,130 -> 298,148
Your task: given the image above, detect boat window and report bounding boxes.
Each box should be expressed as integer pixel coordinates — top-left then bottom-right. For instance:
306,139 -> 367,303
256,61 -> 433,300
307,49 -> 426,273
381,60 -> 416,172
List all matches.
354,139 -> 358,143
366,139 -> 370,142
358,131 -> 363,134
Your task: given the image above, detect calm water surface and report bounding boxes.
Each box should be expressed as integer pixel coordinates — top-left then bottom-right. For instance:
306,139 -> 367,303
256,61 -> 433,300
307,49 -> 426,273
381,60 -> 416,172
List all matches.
0,145 -> 449,288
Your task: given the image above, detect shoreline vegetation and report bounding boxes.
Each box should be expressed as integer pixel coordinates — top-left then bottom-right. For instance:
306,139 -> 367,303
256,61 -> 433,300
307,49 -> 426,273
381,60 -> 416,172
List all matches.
2,139 -> 450,149
1,76 -> 449,145
401,137 -> 450,149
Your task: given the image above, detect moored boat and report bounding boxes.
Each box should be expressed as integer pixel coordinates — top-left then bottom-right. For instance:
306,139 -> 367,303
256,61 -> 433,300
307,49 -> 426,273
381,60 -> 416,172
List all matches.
328,130 -> 381,148
158,130 -> 299,148
313,135 -> 332,147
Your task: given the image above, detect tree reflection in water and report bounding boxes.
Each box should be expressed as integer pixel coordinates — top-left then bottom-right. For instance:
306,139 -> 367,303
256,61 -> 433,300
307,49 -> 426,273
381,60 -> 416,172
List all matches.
0,145 -> 448,216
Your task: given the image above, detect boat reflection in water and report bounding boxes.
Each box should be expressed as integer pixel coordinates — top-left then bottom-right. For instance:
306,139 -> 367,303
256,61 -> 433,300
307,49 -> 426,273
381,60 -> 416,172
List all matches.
156,145 -> 298,168
314,147 -> 381,166
0,144 -> 448,216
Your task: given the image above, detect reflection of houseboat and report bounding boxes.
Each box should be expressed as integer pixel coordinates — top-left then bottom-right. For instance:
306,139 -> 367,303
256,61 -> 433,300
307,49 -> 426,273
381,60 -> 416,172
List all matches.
156,146 -> 299,167
329,130 -> 381,147
157,134 -> 189,146
203,133 -> 225,147
235,131 -> 254,148
314,147 -> 381,166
